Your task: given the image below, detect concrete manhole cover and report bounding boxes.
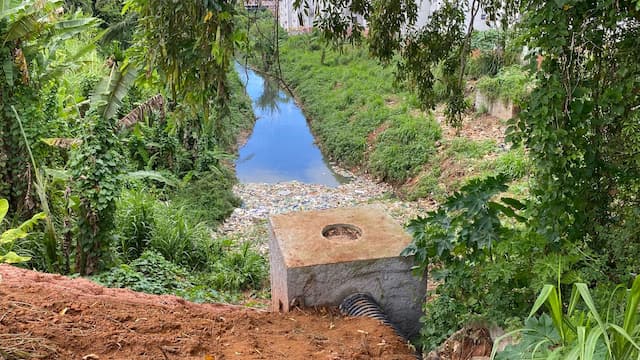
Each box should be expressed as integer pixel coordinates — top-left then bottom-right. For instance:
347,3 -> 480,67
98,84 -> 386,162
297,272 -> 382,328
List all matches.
322,224 -> 362,241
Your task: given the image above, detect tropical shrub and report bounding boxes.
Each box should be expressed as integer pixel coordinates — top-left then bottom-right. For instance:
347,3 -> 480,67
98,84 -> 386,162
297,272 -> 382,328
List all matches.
402,174 -> 534,350
94,240 -> 268,301
495,276 -> 640,359
93,250 -> 192,295
369,115 -> 441,184
476,66 -> 532,106
199,241 -> 268,291
0,198 -> 45,263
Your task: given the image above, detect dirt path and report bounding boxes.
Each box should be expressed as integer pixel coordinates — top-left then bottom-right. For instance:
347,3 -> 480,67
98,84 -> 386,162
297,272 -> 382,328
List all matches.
0,265 -> 416,360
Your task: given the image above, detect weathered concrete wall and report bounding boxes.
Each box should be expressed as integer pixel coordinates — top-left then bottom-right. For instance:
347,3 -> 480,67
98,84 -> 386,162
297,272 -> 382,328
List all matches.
268,205 -> 426,338
475,90 -> 517,120
285,257 -> 426,337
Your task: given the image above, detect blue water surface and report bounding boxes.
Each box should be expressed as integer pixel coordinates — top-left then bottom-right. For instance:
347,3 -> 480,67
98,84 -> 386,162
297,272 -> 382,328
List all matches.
235,64 -> 346,187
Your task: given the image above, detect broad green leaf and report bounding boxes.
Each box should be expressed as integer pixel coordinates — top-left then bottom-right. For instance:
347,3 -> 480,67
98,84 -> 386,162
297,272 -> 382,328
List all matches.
546,286 -> 565,342
585,326 -> 604,360
91,64 -> 139,120
488,201 -> 517,218
19,211 -> 46,230
529,284 -> 555,319
500,197 -> 526,210
41,137 -> 81,149
623,276 -> 640,337
124,171 -> 177,187
575,283 -> 611,351
0,251 -> 31,263
0,198 -> 7,222
3,12 -> 37,43
1,228 -> 28,244
0,1 -> 29,20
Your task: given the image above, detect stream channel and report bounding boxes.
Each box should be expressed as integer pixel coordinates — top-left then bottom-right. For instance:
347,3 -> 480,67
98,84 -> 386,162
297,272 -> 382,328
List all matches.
234,63 -> 347,187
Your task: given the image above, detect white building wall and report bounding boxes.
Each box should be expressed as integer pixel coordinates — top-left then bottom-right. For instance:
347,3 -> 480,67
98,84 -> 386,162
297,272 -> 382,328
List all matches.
279,0 -> 496,32
278,0 -> 315,32
414,0 -> 495,31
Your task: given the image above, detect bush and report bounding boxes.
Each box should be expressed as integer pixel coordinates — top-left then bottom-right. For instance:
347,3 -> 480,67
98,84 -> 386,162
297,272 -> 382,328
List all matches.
93,239 -> 268,302
93,250 -> 192,295
114,188 -> 156,262
479,146 -> 530,180
114,184 -> 229,271
171,170 -> 241,226
369,115 -> 441,184
195,241 -> 268,291
476,66 -> 532,105
403,175 -> 536,351
149,203 -> 211,271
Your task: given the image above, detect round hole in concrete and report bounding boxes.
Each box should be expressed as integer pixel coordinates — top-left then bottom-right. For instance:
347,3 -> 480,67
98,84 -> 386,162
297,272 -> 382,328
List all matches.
322,223 -> 362,241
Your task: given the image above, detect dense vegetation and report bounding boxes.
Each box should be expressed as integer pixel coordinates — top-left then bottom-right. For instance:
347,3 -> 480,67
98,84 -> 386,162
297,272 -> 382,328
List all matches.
278,36 -> 441,184
247,1 -> 640,356
0,0 -> 267,303
252,31 -> 528,200
1,0 -> 640,358
292,0 -> 640,356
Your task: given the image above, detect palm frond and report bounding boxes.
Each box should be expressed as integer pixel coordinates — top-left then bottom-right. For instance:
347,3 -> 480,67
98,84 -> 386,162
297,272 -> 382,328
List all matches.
41,137 -> 82,149
3,12 -> 37,43
118,94 -> 165,129
124,170 -> 177,187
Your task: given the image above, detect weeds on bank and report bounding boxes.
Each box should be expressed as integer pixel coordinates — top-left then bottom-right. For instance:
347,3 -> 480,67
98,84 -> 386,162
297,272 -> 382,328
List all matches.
93,186 -> 268,304
277,35 -> 441,183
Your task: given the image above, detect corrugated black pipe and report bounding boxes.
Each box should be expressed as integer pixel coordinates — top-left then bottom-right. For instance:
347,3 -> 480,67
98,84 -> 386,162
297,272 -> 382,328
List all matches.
339,293 -> 403,337
339,293 -> 422,359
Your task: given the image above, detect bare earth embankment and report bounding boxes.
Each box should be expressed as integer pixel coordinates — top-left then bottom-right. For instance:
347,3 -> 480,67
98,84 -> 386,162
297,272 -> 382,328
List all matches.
0,265 -> 416,359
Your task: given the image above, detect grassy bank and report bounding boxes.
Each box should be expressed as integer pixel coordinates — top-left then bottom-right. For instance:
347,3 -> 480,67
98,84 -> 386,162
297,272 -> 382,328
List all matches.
275,34 -> 529,199
278,36 -> 441,185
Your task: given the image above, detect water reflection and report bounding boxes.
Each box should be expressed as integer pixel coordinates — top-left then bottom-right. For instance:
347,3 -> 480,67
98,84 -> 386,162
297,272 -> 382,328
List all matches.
235,63 -> 346,187
255,76 -> 287,114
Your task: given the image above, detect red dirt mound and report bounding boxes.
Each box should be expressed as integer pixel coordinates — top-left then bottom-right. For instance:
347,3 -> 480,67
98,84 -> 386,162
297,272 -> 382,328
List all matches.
0,265 -> 416,359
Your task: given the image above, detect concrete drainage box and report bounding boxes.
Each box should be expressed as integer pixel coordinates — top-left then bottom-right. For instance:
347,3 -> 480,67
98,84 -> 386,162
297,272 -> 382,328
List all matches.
268,205 -> 426,337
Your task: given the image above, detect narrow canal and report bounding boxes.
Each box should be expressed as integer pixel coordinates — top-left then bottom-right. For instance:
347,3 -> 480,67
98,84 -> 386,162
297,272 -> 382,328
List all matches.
234,63 -> 346,187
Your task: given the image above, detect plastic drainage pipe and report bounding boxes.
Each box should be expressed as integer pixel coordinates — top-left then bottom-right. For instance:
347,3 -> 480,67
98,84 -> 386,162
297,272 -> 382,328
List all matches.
339,292 -> 404,338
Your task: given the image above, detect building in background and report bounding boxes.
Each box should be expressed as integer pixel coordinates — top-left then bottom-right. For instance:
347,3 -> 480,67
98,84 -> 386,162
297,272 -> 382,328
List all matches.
245,0 -> 278,14
275,0 -> 496,32
414,0 -> 495,31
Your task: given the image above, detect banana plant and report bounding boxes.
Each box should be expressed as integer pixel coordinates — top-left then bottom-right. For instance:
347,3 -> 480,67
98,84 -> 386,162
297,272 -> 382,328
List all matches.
0,198 -> 45,263
1,0 -> 102,84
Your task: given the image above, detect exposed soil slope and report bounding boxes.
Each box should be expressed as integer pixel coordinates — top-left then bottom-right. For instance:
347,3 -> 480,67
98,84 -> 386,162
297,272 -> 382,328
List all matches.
0,265 -> 415,360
